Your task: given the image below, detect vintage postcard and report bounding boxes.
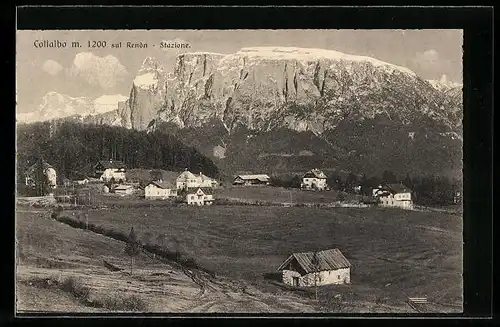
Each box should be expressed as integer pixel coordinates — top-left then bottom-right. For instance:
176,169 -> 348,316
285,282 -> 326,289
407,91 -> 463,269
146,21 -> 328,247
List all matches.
15,29 -> 463,314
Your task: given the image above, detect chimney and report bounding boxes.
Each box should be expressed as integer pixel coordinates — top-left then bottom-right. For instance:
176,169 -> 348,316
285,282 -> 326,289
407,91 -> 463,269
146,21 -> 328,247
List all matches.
199,172 -> 202,176
184,168 -> 188,171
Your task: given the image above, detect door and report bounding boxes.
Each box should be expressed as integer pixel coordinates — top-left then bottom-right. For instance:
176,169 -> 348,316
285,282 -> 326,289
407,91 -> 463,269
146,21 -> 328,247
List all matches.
292,277 -> 299,287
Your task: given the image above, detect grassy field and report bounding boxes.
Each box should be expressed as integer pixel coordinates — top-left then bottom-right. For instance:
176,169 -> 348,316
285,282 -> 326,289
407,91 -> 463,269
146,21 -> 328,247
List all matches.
60,204 -> 463,312
15,208 -> 319,313
216,186 -> 368,204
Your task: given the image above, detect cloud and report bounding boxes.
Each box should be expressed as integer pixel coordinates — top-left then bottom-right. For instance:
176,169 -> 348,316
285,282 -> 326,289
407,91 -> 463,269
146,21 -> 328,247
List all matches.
413,49 -> 445,73
68,52 -> 128,89
42,59 -> 63,75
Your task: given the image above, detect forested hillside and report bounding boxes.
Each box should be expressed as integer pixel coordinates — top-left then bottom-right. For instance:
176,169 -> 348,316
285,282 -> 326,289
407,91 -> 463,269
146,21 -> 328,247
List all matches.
16,121 -> 220,182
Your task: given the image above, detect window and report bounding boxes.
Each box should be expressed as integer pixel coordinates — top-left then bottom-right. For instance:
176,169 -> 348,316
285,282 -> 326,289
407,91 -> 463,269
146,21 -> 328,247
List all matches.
191,195 -> 194,200
338,275 -> 340,280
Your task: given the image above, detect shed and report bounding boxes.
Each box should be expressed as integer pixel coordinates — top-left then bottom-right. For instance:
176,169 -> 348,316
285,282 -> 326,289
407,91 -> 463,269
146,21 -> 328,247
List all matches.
113,184 -> 134,195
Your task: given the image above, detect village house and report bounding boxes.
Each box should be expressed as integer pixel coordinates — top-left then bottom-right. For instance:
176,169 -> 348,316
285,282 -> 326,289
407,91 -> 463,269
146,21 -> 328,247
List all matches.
373,183 -> 414,209
232,174 -> 271,186
301,169 -> 327,191
277,248 -> 351,287
176,169 -> 218,190
94,159 -> 127,183
144,180 -> 178,199
25,160 -> 57,189
185,187 -> 214,206
113,184 -> 134,196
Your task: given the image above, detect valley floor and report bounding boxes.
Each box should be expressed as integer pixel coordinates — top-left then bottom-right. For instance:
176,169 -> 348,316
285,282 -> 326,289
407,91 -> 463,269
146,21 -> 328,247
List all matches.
15,202 -> 463,314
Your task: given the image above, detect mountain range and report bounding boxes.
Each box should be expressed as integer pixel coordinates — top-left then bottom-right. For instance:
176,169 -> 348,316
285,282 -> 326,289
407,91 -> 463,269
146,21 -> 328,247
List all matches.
16,47 -> 463,179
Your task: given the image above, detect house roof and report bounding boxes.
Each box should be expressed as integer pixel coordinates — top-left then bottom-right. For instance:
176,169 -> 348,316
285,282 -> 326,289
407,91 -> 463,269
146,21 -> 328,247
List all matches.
235,174 -> 270,182
96,160 -> 127,169
278,248 -> 351,273
303,169 -> 327,179
384,183 -> 412,194
27,160 -> 54,173
177,170 -> 199,180
147,180 -> 175,189
114,184 -> 134,190
186,187 -> 214,195
177,170 -> 216,182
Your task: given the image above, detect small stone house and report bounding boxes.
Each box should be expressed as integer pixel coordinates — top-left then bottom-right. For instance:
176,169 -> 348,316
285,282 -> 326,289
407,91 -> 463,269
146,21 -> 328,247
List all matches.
144,180 -> 178,199
185,187 -> 214,206
277,248 -> 351,287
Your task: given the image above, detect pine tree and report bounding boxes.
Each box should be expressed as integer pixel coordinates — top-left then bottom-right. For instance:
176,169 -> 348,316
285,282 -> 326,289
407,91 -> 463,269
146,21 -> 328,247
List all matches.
124,227 -> 141,275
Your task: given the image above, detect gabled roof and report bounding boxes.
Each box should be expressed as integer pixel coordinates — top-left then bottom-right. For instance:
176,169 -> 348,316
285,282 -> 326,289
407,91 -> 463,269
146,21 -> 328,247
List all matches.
303,169 -> 327,179
147,180 -> 175,189
27,160 -> 54,173
235,174 -> 270,181
278,248 -> 351,273
384,183 -> 412,194
186,187 -> 214,195
96,160 -> 127,169
114,184 -> 134,190
177,170 -> 199,180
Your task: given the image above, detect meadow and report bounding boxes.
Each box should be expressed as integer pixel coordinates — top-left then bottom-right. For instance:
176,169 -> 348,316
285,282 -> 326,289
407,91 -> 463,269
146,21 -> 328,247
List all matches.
63,204 -> 463,312
216,186 -> 369,204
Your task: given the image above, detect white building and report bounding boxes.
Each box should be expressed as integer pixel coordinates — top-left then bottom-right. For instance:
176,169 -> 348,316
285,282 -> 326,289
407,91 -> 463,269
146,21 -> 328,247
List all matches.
176,170 -> 217,190
301,169 -> 327,191
374,183 -> 414,209
144,180 -> 178,199
185,187 -> 214,206
25,160 -> 57,189
94,160 -> 127,182
277,248 -> 351,287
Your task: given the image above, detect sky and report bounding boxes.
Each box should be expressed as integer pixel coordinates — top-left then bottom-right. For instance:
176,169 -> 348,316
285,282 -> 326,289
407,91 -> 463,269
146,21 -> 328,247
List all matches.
16,29 -> 463,113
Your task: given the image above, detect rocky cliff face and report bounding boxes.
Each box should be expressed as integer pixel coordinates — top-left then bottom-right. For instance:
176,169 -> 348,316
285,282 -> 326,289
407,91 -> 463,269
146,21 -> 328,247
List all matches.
28,47 -> 463,177
122,47 -> 463,137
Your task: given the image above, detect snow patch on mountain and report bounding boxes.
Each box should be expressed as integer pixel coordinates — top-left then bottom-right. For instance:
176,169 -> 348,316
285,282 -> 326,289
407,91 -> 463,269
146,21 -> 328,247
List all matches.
233,47 -> 418,76
16,92 -> 129,123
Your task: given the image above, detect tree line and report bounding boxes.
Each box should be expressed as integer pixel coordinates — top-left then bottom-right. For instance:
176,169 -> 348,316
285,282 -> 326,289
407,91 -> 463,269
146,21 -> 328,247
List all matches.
270,169 -> 462,206
16,121 -> 220,186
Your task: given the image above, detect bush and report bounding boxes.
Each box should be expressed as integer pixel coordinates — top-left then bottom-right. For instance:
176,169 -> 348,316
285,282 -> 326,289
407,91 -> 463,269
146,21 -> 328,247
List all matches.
60,276 -> 90,300
92,293 -> 147,312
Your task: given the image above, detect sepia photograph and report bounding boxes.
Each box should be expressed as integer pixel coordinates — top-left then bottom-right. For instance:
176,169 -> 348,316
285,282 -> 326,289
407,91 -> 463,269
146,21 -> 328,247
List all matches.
15,29 -> 464,314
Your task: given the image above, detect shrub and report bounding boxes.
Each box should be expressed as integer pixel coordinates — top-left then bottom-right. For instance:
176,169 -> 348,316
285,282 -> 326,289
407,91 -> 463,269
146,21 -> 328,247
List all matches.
92,293 -> 147,312
60,276 -> 90,300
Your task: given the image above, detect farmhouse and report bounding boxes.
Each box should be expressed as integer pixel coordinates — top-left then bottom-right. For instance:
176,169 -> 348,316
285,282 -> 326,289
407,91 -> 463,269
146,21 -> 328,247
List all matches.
25,160 -> 57,189
277,248 -> 351,287
185,187 -> 214,206
374,183 -> 414,209
176,169 -> 218,190
301,169 -> 327,191
113,184 -> 134,195
232,174 -> 271,186
145,180 -> 178,199
94,160 -> 127,182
